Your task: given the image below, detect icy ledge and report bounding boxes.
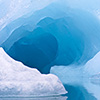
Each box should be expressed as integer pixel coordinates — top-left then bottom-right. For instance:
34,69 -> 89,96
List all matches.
0,47 -> 67,97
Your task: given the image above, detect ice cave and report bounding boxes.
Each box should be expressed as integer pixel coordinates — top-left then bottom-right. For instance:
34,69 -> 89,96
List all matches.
0,0 -> 100,100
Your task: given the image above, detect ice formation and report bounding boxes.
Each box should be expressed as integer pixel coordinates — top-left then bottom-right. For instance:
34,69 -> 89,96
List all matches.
0,0 -> 55,30
0,47 -> 67,96
90,73 -> 100,85
51,51 -> 100,100
1,1 -> 100,74
84,52 -> 100,76
0,0 -> 100,99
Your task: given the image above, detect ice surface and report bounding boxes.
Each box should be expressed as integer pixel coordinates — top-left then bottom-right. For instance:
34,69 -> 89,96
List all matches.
0,0 -> 100,99
0,96 -> 67,100
1,4 -> 100,74
51,51 -> 100,100
84,52 -> 100,77
84,52 -> 100,100
0,0 -> 55,30
0,0 -> 100,74
0,47 -> 67,96
0,0 -> 100,75
90,73 -> 100,85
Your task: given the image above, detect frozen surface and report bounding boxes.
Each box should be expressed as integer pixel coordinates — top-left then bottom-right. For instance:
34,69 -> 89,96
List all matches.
1,3 -> 100,73
84,52 -> 100,76
0,0 -> 55,30
51,51 -> 100,100
0,96 -> 67,100
0,47 -> 67,96
0,0 -> 100,99
0,0 -> 100,75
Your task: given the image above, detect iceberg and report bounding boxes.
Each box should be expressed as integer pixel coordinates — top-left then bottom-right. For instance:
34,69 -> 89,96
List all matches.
0,0 -> 100,99
0,47 -> 67,97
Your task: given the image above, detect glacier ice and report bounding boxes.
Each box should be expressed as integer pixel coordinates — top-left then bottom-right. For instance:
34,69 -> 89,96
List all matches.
0,47 -> 67,97
0,0 -> 55,31
0,97 -> 67,100
84,52 -> 100,77
51,51 -> 100,100
6,29 -> 58,73
1,0 -> 100,99
1,3 -> 100,74
90,73 -> 100,85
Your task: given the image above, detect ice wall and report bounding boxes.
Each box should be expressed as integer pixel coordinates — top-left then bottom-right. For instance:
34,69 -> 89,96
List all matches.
1,0 -> 100,74
51,51 -> 100,100
0,0 -> 55,30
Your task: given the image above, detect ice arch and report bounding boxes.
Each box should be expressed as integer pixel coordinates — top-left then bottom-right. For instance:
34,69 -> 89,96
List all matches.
1,2 -> 100,73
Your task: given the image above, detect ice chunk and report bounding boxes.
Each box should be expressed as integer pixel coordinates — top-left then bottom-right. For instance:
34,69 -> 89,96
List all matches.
84,52 -> 100,77
83,52 -> 100,99
51,51 -> 100,100
50,65 -> 84,85
0,47 -> 67,97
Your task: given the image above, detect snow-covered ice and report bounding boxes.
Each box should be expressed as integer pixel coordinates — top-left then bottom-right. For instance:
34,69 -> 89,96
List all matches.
0,47 -> 67,97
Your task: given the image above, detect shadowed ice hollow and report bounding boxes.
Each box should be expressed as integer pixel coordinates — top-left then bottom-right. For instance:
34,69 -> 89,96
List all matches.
1,1 -> 100,74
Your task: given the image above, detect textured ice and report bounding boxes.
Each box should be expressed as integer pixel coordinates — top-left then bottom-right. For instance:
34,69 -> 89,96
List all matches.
51,51 -> 100,100
84,52 -> 100,77
0,47 -> 67,96
0,0 -> 100,75
0,0 -> 100,100
0,97 -> 67,100
0,0 -> 55,30
90,73 -> 100,85
84,52 -> 100,100
1,2 -> 100,74
0,96 -> 67,100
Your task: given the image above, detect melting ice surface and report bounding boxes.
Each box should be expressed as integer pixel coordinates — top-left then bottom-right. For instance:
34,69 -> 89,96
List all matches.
0,0 -> 100,100
0,47 -> 67,98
